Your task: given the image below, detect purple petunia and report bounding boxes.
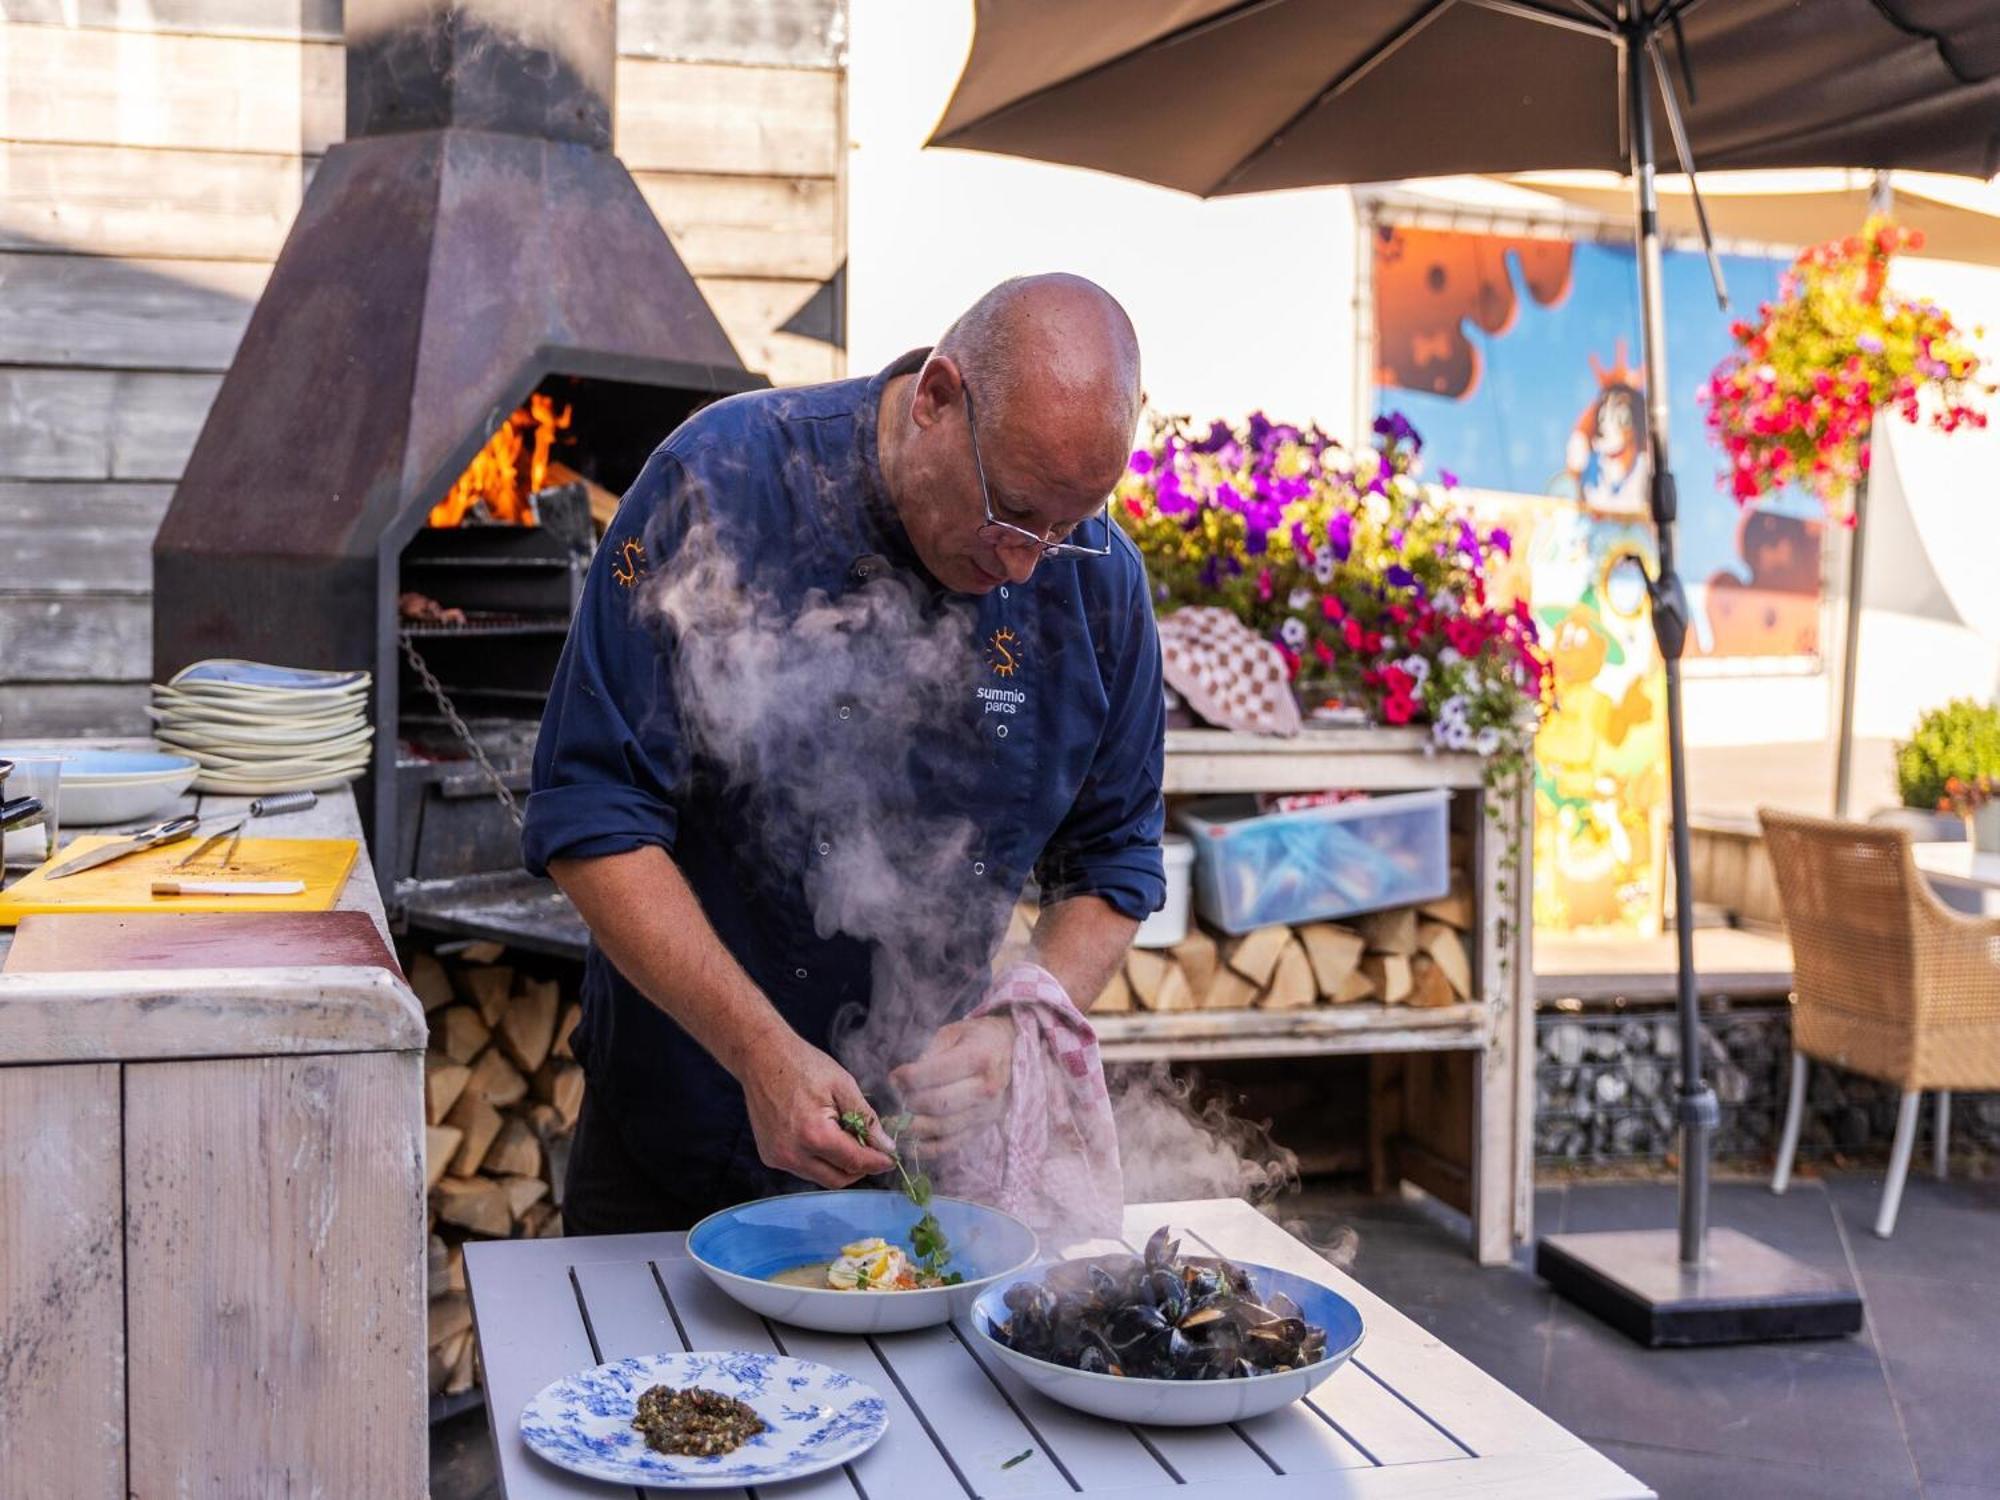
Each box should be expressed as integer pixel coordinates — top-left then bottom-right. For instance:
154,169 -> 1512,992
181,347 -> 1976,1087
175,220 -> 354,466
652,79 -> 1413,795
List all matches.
1129,449 -> 1155,475
1327,511 -> 1354,562
1372,411 -> 1423,452
1488,527 -> 1512,557
1385,564 -> 1416,589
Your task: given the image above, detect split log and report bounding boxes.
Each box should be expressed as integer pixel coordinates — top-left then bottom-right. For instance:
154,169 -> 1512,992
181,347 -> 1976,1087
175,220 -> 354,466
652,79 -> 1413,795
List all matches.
1358,907 -> 1419,956
461,965 -> 515,1029
428,1291 -> 473,1348
552,1003 -> 582,1061
458,940 -> 507,964
424,1125 -> 463,1190
500,1173 -> 550,1220
446,1331 -> 478,1394
1152,963 -> 1195,1013
428,1332 -> 466,1393
500,977 -> 561,1074
435,1005 -> 490,1065
443,1242 -> 466,1297
445,1092 -> 503,1177
1093,968 -> 1133,1013
1170,930 -> 1219,1002
1334,968 -> 1378,1004
427,1232 -> 449,1293
1258,936 -> 1316,1009
1125,948 -> 1170,1009
1201,967 -> 1263,1010
424,1056 -> 471,1126
1361,953 -> 1413,1005
1297,923 -> 1366,998
1407,954 -> 1457,1009
520,1201 -> 562,1239
1420,876 -> 1474,929
547,460 -> 622,535
482,1118 -> 542,1180
465,1046 -> 528,1109
534,1059 -> 586,1129
1417,919 -> 1473,1000
433,1175 -> 510,1237
1225,925 -> 1291,988
410,951 -> 454,1012
1005,903 -> 1035,948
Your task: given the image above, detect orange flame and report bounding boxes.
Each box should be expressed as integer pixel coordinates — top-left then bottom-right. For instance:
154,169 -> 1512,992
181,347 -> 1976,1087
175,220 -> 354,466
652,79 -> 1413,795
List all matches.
428,393 -> 573,527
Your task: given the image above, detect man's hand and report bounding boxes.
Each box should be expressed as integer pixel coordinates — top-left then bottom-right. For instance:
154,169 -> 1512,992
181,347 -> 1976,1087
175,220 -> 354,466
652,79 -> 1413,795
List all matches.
739,1033 -> 896,1188
890,1014 -> 1015,1154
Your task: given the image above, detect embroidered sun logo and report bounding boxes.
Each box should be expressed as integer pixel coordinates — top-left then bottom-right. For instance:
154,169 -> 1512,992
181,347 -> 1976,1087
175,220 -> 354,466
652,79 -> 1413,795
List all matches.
987,626 -> 1020,678
611,537 -> 647,590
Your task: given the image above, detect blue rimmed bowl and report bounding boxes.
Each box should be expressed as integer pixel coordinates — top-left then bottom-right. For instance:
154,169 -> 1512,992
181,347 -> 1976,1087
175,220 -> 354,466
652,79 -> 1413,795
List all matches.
687,1190 -> 1038,1335
970,1258 -> 1365,1426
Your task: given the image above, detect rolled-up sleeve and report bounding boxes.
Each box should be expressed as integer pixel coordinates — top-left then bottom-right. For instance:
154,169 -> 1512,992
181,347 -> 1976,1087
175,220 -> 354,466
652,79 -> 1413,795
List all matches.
521,450 -> 692,875
1035,545 -> 1168,922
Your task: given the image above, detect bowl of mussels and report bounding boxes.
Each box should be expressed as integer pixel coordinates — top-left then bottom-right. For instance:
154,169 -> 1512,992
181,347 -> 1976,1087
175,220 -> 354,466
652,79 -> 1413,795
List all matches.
970,1226 -> 1364,1425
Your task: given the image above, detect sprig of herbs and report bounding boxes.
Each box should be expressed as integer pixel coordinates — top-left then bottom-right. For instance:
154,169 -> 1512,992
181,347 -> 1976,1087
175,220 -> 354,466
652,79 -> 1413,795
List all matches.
839,1109 -> 963,1285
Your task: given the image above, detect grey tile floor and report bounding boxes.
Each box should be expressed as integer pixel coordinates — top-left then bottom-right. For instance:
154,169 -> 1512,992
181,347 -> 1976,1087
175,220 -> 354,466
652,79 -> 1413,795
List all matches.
1286,1168 -> 2000,1499
433,1167 -> 2000,1499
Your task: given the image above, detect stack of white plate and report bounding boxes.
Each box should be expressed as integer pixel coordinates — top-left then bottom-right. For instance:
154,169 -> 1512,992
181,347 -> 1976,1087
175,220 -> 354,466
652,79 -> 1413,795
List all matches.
150,660 -> 373,795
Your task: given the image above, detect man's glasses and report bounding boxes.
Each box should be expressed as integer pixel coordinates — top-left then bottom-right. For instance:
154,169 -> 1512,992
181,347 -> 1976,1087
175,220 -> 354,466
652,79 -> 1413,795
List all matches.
963,385 -> 1114,559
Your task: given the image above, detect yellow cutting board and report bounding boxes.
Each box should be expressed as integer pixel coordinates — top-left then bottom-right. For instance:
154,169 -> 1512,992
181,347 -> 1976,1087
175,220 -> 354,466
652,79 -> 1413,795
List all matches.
0,836 -> 359,925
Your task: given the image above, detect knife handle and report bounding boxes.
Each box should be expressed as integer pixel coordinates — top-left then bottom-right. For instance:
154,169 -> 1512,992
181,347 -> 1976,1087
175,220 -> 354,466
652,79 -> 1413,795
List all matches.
249,790 -> 318,818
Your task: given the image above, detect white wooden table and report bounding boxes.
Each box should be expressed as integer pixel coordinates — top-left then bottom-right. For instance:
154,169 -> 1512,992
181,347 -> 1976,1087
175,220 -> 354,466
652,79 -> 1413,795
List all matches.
1912,841 -> 2000,916
467,1198 -> 1650,1498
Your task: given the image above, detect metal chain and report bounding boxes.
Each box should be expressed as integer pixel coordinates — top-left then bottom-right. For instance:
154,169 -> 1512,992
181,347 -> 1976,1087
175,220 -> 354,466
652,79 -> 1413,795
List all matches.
398,631 -> 525,829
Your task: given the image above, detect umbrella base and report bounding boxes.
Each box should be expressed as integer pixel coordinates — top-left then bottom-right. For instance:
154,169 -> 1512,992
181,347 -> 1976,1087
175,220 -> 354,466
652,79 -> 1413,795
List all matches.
1537,1228 -> 1864,1348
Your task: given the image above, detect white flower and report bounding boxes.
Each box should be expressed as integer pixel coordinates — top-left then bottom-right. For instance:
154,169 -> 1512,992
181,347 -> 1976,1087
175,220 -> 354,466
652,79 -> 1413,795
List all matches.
1280,617 -> 1307,649
1312,551 -> 1336,583
1475,727 -> 1501,756
1399,654 -> 1430,684
1439,646 -> 1462,667
1381,636 -> 1398,653
1440,693 -> 1470,724
1288,588 -> 1314,612
1445,721 -> 1474,751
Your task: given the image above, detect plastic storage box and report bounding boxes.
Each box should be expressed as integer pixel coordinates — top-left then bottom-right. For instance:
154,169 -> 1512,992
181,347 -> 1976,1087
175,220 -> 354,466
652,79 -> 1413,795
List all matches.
1178,789 -> 1452,935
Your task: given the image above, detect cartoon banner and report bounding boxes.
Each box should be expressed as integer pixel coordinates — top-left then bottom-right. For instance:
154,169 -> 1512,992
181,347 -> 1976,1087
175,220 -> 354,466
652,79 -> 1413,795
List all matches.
1372,223 -> 1821,933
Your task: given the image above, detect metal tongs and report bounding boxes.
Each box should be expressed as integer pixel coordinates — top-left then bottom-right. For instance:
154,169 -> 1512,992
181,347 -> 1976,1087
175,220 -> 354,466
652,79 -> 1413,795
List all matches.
172,789 -> 319,870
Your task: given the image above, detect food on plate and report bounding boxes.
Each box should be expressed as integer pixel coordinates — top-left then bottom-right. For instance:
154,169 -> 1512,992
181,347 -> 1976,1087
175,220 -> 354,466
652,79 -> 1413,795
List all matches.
990,1225 -> 1328,1380
838,1109 -> 963,1286
631,1384 -> 767,1457
770,1236 -> 951,1292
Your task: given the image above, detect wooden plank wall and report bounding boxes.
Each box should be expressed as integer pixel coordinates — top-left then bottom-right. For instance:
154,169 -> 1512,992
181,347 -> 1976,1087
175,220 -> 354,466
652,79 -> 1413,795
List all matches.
0,1 -> 848,736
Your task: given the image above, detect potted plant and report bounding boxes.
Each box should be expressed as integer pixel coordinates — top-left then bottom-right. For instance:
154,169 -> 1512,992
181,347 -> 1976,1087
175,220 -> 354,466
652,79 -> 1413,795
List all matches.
1896,698 -> 2000,850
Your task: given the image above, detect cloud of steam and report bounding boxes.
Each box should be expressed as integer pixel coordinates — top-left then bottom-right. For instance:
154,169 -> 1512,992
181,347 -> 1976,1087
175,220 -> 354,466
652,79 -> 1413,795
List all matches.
641,495 -> 1010,1094
1109,1062 -> 1301,1210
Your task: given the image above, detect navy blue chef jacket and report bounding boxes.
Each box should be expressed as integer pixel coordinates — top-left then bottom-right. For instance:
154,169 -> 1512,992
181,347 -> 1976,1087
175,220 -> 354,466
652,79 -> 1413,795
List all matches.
523,349 -> 1165,1212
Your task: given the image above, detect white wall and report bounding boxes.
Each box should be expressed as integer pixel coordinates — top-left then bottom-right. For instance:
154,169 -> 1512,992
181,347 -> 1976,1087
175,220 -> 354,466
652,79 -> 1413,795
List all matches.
846,1 -> 2000,754
846,0 -> 1357,433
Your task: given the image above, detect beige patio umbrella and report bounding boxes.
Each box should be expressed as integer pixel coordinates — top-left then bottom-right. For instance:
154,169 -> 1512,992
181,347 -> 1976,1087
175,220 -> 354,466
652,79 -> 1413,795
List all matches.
931,0 -> 2000,1348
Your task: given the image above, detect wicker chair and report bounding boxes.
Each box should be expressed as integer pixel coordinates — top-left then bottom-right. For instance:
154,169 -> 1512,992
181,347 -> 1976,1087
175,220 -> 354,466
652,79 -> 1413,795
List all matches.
1759,809 -> 2000,1236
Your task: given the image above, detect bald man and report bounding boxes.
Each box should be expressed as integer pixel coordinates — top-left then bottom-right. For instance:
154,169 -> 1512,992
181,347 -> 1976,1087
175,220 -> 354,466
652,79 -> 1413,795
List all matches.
524,276 -> 1166,1233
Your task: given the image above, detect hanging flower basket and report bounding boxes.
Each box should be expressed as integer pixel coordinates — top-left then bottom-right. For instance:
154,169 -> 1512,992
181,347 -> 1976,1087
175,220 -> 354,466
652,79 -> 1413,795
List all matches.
1698,217 -> 1992,516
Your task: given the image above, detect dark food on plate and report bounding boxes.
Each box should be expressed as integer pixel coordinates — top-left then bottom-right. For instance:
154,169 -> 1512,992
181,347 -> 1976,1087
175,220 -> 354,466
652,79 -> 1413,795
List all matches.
631,1384 -> 767,1457
992,1226 -> 1328,1380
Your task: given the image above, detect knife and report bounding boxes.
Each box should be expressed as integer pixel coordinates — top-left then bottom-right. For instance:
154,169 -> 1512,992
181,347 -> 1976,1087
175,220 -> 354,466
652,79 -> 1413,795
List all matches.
44,814 -> 202,879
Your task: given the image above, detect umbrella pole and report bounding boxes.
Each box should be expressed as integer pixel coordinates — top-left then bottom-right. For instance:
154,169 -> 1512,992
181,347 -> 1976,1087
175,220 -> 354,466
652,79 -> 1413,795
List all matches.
1622,29 -> 1717,1271
1534,17 -> 1864,1346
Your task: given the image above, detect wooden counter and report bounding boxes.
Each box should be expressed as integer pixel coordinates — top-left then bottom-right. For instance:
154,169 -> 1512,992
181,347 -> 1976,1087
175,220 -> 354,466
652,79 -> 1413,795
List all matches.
0,786 -> 428,1498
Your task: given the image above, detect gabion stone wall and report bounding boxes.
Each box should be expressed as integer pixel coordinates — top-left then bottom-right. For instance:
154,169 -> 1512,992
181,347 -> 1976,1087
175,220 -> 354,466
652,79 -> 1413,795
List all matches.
1535,1004 -> 2000,1164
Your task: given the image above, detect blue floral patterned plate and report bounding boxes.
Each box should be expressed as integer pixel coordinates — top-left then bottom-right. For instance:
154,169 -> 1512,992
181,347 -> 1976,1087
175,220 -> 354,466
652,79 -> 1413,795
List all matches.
519,1350 -> 887,1488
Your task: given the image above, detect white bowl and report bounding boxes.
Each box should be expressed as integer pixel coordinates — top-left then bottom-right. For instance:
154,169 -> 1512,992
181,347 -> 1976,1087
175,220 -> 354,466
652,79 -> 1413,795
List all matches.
686,1190 -> 1039,1336
58,772 -> 199,826
968,1258 -> 1364,1426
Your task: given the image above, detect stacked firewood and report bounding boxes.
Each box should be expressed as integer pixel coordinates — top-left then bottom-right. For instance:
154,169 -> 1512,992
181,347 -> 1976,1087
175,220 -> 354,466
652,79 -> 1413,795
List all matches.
411,943 -> 584,1397
1015,877 -> 1475,1013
